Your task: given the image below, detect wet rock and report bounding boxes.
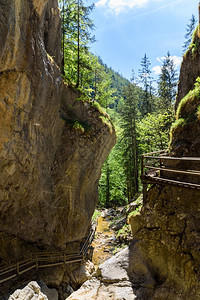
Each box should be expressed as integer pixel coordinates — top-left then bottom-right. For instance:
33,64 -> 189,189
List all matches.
111,217 -> 126,231
101,208 -> 116,218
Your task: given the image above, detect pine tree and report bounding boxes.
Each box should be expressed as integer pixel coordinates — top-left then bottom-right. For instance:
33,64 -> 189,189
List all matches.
183,14 -> 197,54
120,72 -> 139,201
90,57 -> 117,109
60,0 -> 95,88
138,54 -> 154,115
157,51 -> 178,111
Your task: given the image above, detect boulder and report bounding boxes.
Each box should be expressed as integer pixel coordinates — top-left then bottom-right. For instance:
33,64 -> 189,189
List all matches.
66,245 -> 155,300
9,281 -> 48,300
38,280 -> 58,300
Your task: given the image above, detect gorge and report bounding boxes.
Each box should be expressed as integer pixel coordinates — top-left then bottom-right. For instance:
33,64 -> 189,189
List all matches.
1,0 -> 200,300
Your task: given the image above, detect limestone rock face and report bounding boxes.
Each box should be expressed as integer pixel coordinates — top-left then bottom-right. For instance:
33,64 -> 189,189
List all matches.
175,27 -> 200,111
9,281 -> 48,300
0,0 -> 116,253
66,247 -> 152,300
128,18 -> 200,299
129,186 -> 200,299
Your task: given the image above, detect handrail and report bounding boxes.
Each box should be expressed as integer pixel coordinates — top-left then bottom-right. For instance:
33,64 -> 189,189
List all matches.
0,226 -> 95,284
141,150 -> 200,200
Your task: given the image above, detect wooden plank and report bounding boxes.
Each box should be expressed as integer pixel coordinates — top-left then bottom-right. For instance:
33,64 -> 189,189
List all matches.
144,165 -> 200,176
143,149 -> 168,156
144,156 -> 200,162
0,274 -> 17,284
143,176 -> 200,189
38,262 -> 64,268
0,228 -> 94,284
19,264 -> 37,275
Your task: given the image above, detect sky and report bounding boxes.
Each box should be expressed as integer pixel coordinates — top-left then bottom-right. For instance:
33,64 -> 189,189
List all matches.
87,0 -> 200,83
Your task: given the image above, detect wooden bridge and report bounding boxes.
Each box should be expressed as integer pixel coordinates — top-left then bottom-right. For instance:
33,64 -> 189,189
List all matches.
0,226 -> 95,285
141,149 -> 200,200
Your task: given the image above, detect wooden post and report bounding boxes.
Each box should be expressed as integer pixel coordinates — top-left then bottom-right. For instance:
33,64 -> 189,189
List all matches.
16,263 -> 19,275
141,154 -> 144,179
143,183 -> 147,204
36,255 -> 38,271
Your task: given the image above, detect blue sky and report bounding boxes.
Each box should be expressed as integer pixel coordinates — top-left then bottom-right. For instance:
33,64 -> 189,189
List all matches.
88,0 -> 199,83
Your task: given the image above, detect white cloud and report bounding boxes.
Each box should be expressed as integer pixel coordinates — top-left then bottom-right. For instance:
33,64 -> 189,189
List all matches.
96,0 -> 107,7
152,55 -> 182,75
152,65 -> 162,75
171,55 -> 182,68
95,0 -> 155,14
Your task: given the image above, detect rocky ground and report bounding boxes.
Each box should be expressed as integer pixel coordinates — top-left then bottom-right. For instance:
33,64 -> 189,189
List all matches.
7,200 -> 143,300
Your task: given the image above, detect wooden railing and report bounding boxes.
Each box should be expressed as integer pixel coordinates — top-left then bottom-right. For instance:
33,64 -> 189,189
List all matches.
0,226 -> 95,285
141,149 -> 200,200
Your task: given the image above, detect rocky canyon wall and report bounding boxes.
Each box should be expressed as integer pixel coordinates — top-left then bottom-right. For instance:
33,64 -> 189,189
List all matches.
129,24 -> 200,299
0,0 -> 116,263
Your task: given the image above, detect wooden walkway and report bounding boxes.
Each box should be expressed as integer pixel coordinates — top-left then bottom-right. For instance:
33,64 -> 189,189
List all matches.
0,226 -> 95,285
141,149 -> 200,200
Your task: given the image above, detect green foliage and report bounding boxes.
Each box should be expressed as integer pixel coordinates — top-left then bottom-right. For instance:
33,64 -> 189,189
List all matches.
60,116 -> 91,133
138,54 -> 154,115
137,111 -> 174,154
183,14 -> 197,54
116,224 -> 131,241
59,3 -> 178,208
170,118 -> 186,133
92,210 -> 101,223
91,100 -> 107,115
73,121 -> 85,132
128,206 -> 141,220
176,76 -> 200,119
157,51 -> 178,111
119,78 -> 140,200
99,134 -> 128,207
60,0 -> 95,87
196,105 -> 200,121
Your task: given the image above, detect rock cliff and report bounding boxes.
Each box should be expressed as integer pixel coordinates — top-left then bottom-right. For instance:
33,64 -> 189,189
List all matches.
128,20 -> 200,300
70,20 -> 200,298
0,0 -> 115,265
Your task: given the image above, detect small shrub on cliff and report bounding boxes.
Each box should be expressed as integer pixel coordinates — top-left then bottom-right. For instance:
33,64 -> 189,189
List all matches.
196,105 -> 200,121
176,77 -> 200,119
91,101 -> 109,118
73,121 -> 85,133
170,118 -> 186,133
116,224 -> 132,244
92,210 -> 101,223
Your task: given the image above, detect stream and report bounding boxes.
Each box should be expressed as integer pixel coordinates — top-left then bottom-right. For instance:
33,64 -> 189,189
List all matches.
91,216 -> 116,266
91,213 -> 121,266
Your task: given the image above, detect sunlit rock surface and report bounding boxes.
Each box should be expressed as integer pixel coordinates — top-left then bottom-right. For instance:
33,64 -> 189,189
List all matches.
9,281 -> 48,300
0,0 -> 116,256
67,247 -> 139,300
128,19 -> 200,300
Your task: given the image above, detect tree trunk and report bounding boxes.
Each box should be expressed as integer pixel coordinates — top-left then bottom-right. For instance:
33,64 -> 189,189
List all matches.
61,0 -> 65,76
106,161 -> 110,207
76,0 -> 80,88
